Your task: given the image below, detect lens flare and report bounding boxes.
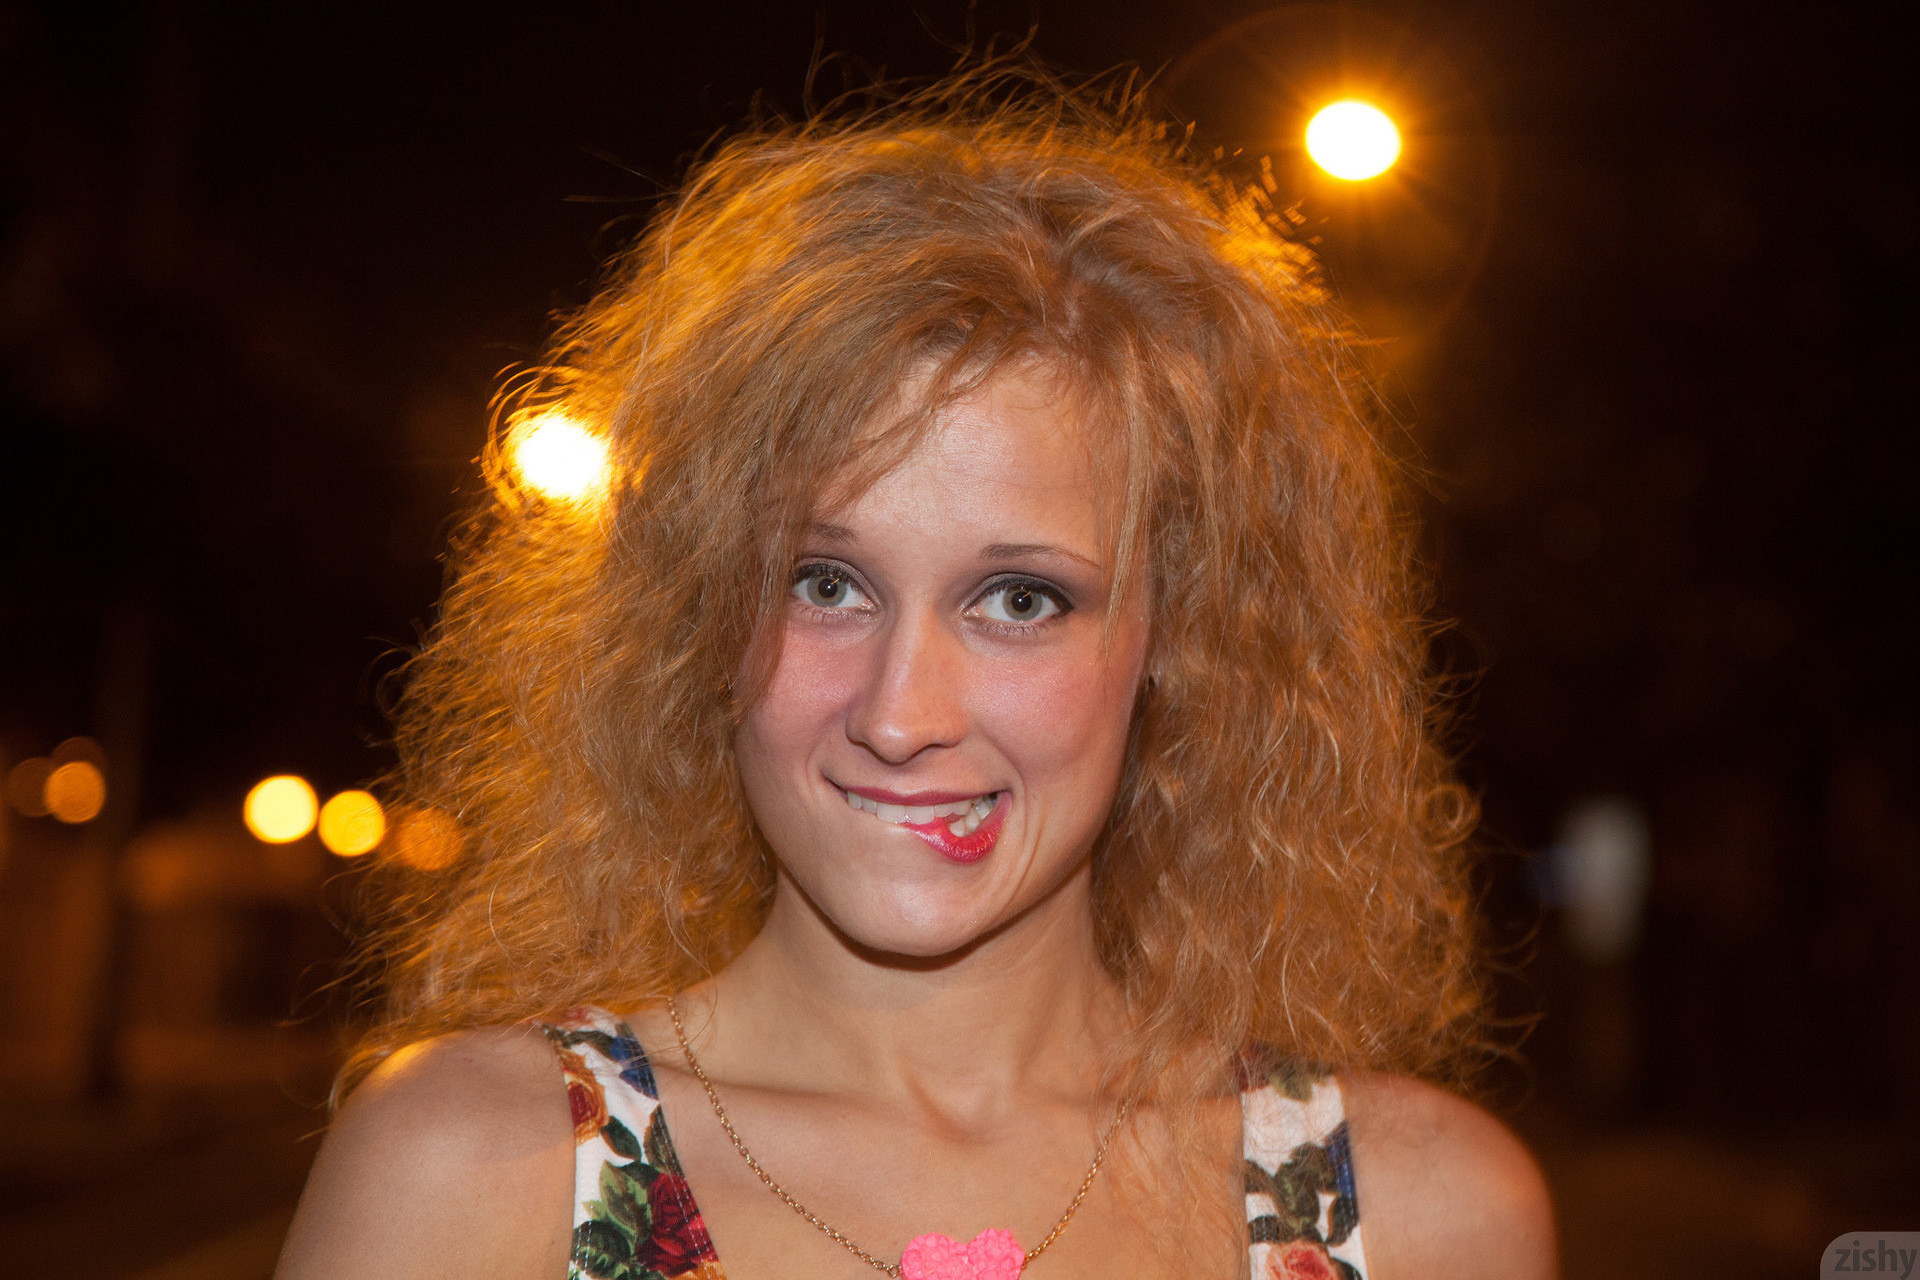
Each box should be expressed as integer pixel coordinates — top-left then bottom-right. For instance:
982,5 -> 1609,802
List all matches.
318,789 -> 387,856
245,775 -> 318,843
506,411 -> 611,506
1306,101 -> 1402,180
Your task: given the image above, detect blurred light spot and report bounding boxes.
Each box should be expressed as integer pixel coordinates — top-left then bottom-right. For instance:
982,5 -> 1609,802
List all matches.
51,735 -> 106,767
44,761 -> 106,823
318,789 -> 386,856
1554,795 -> 1652,963
506,411 -> 610,506
391,807 -> 462,871
6,758 -> 54,817
244,775 -> 318,843
1306,101 -> 1402,180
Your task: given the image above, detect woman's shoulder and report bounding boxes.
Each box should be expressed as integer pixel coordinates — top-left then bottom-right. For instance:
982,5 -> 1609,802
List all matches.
342,1022 -> 576,1157
275,1023 -> 576,1280
1335,1072 -> 1557,1280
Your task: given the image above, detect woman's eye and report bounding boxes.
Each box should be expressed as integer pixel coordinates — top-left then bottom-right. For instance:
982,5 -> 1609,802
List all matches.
973,580 -> 1066,625
792,567 -> 869,610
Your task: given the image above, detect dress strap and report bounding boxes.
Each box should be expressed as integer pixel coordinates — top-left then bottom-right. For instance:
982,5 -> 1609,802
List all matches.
536,1007 -> 727,1280
1240,1052 -> 1368,1279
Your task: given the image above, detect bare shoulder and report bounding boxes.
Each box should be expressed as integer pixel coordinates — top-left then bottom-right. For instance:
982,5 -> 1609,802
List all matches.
1338,1072 -> 1557,1280
275,1024 -> 575,1280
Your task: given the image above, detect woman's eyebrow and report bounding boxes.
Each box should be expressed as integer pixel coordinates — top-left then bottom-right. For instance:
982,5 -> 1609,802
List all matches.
980,541 -> 1102,571
805,521 -> 857,545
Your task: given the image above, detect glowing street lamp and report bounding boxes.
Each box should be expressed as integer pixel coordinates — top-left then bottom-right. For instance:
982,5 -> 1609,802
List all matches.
318,789 -> 387,856
1306,101 -> 1402,180
244,775 -> 318,843
505,411 -> 611,506
44,761 -> 106,824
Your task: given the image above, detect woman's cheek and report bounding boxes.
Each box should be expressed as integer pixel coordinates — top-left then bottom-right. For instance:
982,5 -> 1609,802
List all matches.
735,628 -> 857,810
976,645 -> 1137,782
762,624 -> 865,736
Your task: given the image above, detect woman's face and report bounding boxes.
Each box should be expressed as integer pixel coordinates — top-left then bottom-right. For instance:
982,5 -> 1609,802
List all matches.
734,366 -> 1150,959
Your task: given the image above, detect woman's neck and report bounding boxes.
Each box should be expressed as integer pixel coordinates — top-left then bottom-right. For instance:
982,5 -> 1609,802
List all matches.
689,859 -> 1124,1126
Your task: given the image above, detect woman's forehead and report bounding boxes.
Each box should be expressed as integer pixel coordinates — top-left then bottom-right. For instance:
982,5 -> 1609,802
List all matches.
813,359 -> 1125,539
810,375 -> 1107,559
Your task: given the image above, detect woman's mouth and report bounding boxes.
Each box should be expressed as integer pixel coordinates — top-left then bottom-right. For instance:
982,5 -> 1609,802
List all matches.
836,786 -> 1007,863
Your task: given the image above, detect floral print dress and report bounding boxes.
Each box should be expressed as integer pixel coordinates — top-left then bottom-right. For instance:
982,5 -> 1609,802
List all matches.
539,1008 -> 1367,1280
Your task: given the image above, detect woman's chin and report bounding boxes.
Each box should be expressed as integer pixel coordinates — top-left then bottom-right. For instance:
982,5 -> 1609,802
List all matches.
813,894 -> 1009,963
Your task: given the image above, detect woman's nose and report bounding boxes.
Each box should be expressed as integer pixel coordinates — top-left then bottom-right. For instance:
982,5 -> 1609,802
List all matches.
845,611 -> 968,764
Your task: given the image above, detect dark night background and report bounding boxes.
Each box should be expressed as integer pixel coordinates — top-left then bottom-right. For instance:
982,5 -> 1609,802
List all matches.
2,1 -> 1916,1275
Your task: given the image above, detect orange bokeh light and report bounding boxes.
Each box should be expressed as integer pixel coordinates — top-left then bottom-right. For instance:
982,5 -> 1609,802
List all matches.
318,790 -> 387,856
44,761 -> 106,824
244,775 -> 318,843
391,807 -> 463,871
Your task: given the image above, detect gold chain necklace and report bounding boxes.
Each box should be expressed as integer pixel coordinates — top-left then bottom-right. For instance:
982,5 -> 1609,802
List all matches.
666,994 -> 1129,1280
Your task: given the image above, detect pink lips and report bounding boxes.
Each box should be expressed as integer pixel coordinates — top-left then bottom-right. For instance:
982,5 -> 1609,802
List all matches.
839,783 -> 1008,864
900,795 -> 1007,864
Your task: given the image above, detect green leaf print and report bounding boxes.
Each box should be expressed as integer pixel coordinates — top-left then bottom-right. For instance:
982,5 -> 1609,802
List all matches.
575,1158 -> 685,1280
573,1219 -> 634,1279
555,1027 -> 626,1063
1326,1182 -> 1358,1245
1246,1137 -> 1352,1247
1278,1142 -> 1338,1237
598,1159 -> 654,1239
642,1108 -> 681,1175
1243,1160 -> 1318,1242
1280,1141 -> 1334,1192
602,1114 -> 644,1161
1282,1164 -> 1325,1235
1264,1057 -> 1319,1103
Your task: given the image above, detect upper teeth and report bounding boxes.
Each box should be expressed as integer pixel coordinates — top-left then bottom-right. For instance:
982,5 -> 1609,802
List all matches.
842,789 -> 997,835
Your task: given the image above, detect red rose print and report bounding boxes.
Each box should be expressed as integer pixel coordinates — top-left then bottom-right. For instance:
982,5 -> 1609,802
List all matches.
1264,1240 -> 1339,1280
557,1047 -> 607,1142
636,1172 -> 719,1273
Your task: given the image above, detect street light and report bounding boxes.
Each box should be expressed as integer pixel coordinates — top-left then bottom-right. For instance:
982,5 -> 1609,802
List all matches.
318,789 -> 386,856
1306,101 -> 1402,180
44,761 -> 106,824
244,775 -> 318,843
505,410 -> 611,507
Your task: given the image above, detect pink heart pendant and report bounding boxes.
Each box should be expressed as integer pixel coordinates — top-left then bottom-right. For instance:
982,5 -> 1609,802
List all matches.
899,1228 -> 1026,1280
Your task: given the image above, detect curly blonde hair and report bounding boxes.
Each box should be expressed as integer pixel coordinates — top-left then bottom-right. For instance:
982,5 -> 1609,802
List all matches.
347,72 -> 1482,1107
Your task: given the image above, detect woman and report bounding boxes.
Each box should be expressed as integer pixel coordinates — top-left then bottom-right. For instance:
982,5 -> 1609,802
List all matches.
278,75 -> 1555,1280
